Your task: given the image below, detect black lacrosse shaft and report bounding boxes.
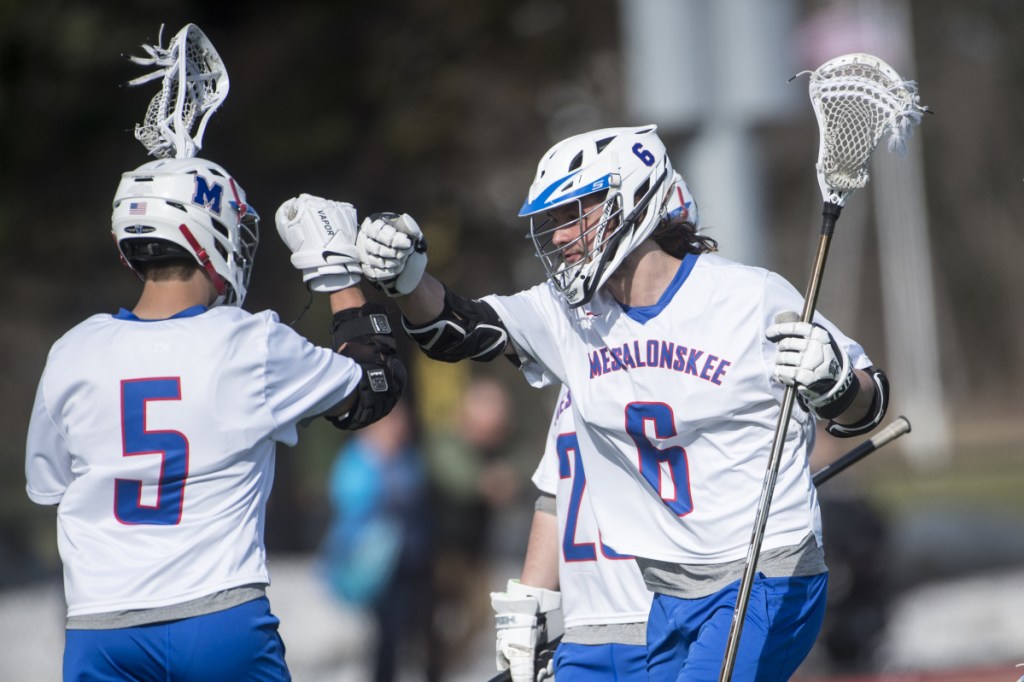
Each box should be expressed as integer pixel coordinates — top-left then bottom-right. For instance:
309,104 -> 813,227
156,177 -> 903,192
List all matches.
812,439 -> 877,486
812,416 -> 911,486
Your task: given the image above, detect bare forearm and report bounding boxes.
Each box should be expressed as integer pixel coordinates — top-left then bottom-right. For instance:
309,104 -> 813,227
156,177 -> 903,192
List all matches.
520,508 -> 560,591
328,286 -> 368,316
393,272 -> 446,325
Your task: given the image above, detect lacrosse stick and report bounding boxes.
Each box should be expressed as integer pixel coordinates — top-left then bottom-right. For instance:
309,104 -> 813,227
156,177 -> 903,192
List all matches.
127,23 -> 229,159
812,416 -> 910,486
719,53 -> 927,682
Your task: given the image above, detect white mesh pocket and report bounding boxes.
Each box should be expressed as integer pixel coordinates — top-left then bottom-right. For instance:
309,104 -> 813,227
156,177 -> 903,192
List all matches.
128,24 -> 229,159
804,53 -> 927,204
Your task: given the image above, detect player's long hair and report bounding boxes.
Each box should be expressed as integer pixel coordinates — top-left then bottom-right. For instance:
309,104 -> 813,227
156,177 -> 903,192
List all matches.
651,215 -> 718,258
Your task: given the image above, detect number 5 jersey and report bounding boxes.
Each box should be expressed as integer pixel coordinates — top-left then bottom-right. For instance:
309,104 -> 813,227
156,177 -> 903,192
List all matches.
25,305 -> 361,618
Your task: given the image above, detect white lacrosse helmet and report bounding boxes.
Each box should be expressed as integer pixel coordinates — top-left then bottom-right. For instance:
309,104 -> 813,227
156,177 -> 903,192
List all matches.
665,170 -> 700,229
111,157 -> 259,306
519,125 -> 674,307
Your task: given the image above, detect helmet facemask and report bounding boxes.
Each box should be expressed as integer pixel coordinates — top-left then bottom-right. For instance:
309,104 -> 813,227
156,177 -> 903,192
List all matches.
529,189 -> 622,304
227,200 -> 259,305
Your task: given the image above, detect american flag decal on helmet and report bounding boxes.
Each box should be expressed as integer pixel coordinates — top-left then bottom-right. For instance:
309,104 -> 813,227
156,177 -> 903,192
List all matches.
129,202 -> 147,215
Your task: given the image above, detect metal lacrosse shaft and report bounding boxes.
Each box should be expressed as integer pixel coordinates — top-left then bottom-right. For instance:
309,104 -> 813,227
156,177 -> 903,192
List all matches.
718,200 -> 842,682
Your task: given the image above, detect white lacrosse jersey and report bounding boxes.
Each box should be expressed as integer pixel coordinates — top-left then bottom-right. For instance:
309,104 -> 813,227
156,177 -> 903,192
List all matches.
533,386 -> 651,629
25,305 -> 362,617
485,253 -> 871,564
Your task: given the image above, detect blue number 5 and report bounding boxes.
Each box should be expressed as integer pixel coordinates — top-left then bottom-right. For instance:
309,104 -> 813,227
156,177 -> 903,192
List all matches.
116,378 -> 189,525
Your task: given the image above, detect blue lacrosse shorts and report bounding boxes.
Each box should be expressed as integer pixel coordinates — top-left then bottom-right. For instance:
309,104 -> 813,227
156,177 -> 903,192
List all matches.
554,641 -> 648,681
646,572 -> 828,682
63,596 -> 291,681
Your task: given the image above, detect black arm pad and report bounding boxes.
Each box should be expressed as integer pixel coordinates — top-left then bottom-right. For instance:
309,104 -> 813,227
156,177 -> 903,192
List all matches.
825,368 -> 889,438
401,284 -> 509,363
326,303 -> 407,431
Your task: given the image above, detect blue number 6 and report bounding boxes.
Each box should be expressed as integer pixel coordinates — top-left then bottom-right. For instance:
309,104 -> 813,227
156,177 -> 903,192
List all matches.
116,378 -> 189,525
626,402 -> 693,516
632,142 -> 656,166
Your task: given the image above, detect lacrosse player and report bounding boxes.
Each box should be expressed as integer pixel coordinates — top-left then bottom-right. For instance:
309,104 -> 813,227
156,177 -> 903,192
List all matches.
346,124 -> 890,680
492,384 -> 651,682
25,163 -> 405,680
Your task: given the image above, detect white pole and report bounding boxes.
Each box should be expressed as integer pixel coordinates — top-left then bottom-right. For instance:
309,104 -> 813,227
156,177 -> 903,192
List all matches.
867,0 -> 952,466
874,136 -> 952,467
618,0 -> 799,269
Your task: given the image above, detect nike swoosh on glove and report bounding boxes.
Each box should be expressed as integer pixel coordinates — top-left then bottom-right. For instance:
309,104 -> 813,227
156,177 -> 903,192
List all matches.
275,194 -> 361,292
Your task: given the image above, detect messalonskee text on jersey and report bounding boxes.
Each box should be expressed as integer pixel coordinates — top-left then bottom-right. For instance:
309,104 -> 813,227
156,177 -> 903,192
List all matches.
588,338 -> 732,385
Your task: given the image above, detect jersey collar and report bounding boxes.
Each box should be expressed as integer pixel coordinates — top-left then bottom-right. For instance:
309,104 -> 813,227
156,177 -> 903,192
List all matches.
620,252 -> 700,324
114,305 -> 209,321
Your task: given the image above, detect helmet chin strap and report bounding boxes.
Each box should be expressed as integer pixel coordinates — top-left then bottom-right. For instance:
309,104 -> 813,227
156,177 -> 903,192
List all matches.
178,224 -> 227,298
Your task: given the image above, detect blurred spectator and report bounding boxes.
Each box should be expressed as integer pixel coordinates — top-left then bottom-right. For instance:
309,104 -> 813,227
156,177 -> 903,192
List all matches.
811,423 -> 892,674
318,400 -> 436,682
426,376 -> 522,672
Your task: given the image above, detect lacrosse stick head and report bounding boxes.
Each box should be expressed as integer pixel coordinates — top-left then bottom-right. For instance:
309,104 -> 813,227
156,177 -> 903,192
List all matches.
129,24 -> 229,159
806,53 -> 927,206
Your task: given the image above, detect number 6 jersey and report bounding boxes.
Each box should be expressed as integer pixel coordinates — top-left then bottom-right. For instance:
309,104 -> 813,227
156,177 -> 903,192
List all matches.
485,253 -> 871,565
25,305 -> 361,617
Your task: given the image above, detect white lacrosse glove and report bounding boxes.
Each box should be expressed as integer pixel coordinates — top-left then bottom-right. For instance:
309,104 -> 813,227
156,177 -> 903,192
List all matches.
357,212 -> 428,297
766,313 -> 857,419
275,194 -> 361,292
490,579 -> 561,682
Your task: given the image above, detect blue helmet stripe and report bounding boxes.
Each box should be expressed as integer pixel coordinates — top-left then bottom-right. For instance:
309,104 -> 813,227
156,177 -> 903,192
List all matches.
519,172 -> 617,217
